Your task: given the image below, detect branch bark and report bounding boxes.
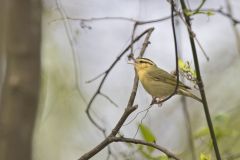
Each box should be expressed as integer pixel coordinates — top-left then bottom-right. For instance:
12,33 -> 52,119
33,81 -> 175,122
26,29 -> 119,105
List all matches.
110,137 -> 180,160
179,0 -> 222,160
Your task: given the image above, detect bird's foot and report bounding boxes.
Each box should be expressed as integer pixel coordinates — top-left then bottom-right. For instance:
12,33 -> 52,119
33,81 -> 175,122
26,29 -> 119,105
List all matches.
150,97 -> 165,107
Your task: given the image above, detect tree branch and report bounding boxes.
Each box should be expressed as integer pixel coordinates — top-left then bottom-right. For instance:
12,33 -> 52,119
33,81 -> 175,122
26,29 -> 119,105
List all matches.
151,0 -> 180,105
79,102 -> 181,160
110,137 -> 181,160
179,0 -> 222,160
224,1 -> 240,55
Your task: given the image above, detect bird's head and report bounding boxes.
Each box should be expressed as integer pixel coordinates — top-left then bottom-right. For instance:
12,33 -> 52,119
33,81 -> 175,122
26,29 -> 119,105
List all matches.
132,58 -> 156,72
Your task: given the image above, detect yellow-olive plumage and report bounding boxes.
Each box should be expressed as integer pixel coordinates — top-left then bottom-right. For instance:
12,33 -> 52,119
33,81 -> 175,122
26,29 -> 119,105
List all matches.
133,58 -> 202,102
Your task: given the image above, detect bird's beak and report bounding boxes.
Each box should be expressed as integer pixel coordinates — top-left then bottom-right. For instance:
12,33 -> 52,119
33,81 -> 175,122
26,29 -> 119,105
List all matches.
128,62 -> 135,65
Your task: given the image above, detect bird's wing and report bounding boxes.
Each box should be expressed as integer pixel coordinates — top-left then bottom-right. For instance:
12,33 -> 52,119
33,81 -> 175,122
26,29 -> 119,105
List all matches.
146,67 -> 191,89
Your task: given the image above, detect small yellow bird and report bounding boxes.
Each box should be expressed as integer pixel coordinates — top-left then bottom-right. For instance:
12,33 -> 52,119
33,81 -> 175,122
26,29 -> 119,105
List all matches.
132,57 -> 202,103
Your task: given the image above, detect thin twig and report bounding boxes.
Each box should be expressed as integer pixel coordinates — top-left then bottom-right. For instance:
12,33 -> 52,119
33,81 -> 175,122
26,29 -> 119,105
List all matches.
55,0 -> 86,102
181,96 -> 196,160
123,105 -> 152,126
110,137 -> 181,160
99,92 -> 119,108
52,7 -> 240,26
194,37 -> 210,61
224,0 -> 240,55
86,71 -> 106,83
208,8 -> 240,24
174,5 -> 197,158
133,107 -> 150,139
50,15 -> 176,26
151,0 -> 180,105
130,22 -> 138,55
180,0 -> 222,160
176,9 -> 210,61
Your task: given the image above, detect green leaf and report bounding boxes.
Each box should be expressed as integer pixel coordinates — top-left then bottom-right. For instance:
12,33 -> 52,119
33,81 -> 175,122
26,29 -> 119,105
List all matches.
183,0 -> 214,17
139,124 -> 156,143
178,59 -> 197,81
195,0 -> 206,11
159,155 -> 169,160
138,147 -> 168,160
214,114 -> 228,124
200,153 -> 211,160
139,124 -> 156,153
184,10 -> 214,17
194,127 -> 209,139
206,11 -> 215,16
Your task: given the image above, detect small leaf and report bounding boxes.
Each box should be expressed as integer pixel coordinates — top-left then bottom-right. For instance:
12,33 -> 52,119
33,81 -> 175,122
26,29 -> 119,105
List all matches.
214,114 -> 228,124
139,124 -> 156,153
200,153 -> 211,160
159,155 -> 169,160
139,147 -> 168,160
206,11 -> 215,16
178,59 -> 197,82
194,127 -> 209,139
139,124 -> 156,143
178,59 -> 186,70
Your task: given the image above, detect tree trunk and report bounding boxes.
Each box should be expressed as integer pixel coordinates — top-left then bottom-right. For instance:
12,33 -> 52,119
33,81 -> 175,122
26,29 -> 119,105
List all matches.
0,0 -> 41,159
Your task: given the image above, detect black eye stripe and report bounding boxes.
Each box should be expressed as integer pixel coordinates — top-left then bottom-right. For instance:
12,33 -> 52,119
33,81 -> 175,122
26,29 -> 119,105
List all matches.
139,60 -> 153,65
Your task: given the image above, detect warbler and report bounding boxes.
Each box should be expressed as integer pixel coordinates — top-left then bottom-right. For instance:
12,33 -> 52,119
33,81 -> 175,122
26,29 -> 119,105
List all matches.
131,57 -> 202,103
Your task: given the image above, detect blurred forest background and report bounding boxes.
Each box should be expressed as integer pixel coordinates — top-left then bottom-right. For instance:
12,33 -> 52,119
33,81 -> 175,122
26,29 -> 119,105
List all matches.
0,0 -> 240,160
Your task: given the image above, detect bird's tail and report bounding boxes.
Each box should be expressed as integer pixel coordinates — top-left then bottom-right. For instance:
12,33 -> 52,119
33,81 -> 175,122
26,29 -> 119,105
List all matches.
178,89 -> 202,103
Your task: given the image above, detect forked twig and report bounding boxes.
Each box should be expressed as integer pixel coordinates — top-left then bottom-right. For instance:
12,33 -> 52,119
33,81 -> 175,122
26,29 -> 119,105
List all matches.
224,0 -> 240,55
111,137 -> 180,160
99,92 -> 119,108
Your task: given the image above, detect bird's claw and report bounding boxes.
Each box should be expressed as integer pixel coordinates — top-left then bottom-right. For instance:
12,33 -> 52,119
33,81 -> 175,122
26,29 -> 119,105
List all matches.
150,97 -> 165,107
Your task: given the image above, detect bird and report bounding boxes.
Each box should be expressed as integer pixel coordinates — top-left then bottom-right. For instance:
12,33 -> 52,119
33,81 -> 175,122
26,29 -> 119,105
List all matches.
131,57 -> 202,103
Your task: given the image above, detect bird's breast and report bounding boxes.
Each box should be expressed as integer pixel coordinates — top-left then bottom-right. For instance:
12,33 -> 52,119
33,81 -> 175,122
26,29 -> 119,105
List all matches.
137,70 -> 175,98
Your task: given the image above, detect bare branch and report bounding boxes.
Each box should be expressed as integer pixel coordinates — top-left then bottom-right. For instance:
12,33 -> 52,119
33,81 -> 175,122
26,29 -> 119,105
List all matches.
224,0 -> 240,55
110,137 -> 181,160
175,10 -> 210,61
86,71 -> 106,83
55,0 -> 87,102
151,0 -> 180,105
180,0 -> 222,159
123,105 -> 152,126
133,107 -> 150,138
194,37 -> 210,61
209,8 -> 240,25
99,92 -> 119,108
51,15 -> 175,26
